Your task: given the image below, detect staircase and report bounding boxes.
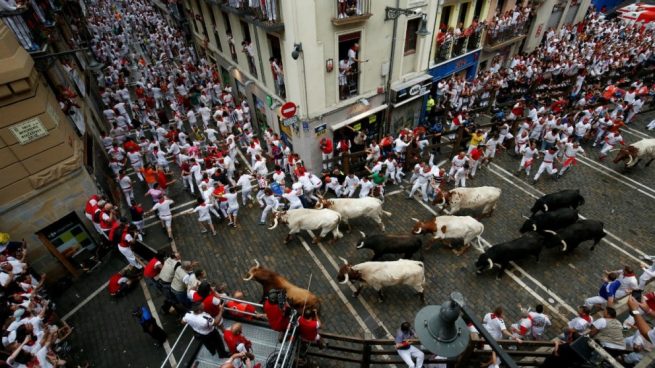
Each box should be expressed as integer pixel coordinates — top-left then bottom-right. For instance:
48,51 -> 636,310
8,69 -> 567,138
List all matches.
193,318 -> 297,368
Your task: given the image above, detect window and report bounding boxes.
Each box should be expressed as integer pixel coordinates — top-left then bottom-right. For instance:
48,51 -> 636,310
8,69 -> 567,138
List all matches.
240,21 -> 257,77
496,0 -> 506,13
267,34 -> 285,98
240,21 -> 251,43
458,2 -> 469,27
207,8 -> 222,51
404,18 -> 421,54
473,0 -> 484,22
223,12 -> 237,62
440,6 -> 452,31
338,32 -> 361,100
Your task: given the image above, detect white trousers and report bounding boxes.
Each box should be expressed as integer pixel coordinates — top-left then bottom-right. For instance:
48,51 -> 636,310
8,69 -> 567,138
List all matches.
534,162 -> 556,180
584,295 -> 608,308
397,346 -> 424,368
410,181 -> 428,202
119,246 -> 142,269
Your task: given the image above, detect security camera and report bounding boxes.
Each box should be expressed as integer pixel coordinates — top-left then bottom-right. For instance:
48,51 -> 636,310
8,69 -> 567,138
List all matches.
291,43 -> 302,60
414,8 -> 422,14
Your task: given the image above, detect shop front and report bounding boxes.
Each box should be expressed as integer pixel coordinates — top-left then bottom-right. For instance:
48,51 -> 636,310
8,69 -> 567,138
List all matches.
428,50 -> 481,83
389,74 -> 433,133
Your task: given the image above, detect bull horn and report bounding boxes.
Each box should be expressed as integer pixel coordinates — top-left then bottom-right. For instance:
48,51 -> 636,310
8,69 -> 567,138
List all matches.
339,272 -> 349,284
243,273 -> 253,281
414,228 -> 422,234
316,200 -> 324,209
254,259 -> 260,268
543,204 -> 549,212
359,231 -> 366,238
339,257 -> 348,265
543,230 -> 557,235
521,215 -> 530,220
411,217 -> 420,222
561,240 -> 568,252
487,258 -> 494,270
627,154 -> 634,166
268,217 -> 279,230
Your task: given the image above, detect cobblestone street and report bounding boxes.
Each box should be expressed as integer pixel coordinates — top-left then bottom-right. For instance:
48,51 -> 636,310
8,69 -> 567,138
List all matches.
52,110 -> 655,367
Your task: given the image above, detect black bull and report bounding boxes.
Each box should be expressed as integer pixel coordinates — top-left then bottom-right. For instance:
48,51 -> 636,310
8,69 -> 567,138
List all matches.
356,232 -> 423,261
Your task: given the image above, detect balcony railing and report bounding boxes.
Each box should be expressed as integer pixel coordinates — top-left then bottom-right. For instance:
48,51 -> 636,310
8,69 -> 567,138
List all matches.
1,4 -> 50,53
435,36 -> 453,63
467,28 -> 483,51
485,20 -> 530,47
332,0 -> 372,26
220,0 -> 283,31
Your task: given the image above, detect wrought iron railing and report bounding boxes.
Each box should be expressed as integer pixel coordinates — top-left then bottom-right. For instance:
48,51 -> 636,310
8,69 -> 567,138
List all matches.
0,4 -> 49,53
435,37 -> 453,63
485,20 -> 530,46
334,0 -> 371,20
222,0 -> 282,24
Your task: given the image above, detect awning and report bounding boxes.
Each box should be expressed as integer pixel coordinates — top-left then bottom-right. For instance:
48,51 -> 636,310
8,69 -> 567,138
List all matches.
392,89 -> 430,108
390,73 -> 433,92
330,104 -> 388,131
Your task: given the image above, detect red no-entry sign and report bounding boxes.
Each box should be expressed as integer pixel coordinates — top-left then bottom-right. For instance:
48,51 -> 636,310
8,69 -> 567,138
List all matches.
280,101 -> 297,119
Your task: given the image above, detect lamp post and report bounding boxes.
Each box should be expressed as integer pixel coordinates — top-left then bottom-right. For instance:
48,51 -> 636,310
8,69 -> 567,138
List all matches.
414,292 -> 519,367
383,6 -> 430,135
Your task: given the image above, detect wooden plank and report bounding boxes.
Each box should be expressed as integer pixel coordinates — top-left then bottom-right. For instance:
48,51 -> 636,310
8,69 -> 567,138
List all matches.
37,233 -> 80,278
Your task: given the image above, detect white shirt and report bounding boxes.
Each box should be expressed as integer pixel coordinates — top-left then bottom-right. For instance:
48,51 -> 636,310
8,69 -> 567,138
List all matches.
568,316 -> 592,332
237,174 -> 253,189
483,313 -> 506,340
193,204 -> 211,222
182,312 -> 215,335
528,312 -> 551,336
152,199 -> 174,218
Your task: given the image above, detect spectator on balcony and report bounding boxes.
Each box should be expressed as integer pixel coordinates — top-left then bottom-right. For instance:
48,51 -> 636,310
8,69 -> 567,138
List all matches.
338,58 -> 350,100
241,40 -> 257,77
269,57 -> 285,98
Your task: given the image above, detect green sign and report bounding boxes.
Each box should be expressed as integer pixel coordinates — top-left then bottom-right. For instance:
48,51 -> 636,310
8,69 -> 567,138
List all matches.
266,95 -> 273,108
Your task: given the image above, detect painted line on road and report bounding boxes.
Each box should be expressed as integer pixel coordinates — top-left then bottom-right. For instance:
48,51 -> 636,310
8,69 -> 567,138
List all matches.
295,234 -> 380,336
140,279 -> 175,367
61,265 -> 130,321
575,156 -> 655,199
623,126 -> 653,140
488,163 -> 646,263
411,197 -> 572,322
306,230 -> 394,338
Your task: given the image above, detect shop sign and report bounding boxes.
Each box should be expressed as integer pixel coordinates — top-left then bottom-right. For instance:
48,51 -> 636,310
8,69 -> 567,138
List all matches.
428,50 -> 481,81
10,117 -> 49,145
314,123 -> 327,136
353,123 -> 362,131
368,115 -> 377,124
391,78 -> 433,104
282,116 -> 299,127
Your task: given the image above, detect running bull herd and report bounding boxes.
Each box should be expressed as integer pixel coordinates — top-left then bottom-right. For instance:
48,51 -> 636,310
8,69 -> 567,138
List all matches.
243,187 -> 605,307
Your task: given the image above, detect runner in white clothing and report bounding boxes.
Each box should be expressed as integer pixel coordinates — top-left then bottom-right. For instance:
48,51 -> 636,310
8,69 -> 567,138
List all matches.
236,172 -> 254,206
558,142 -> 585,178
282,187 -> 303,210
191,198 -> 216,236
358,177 -> 374,198
532,147 -> 560,184
342,173 -> 359,198
146,197 -> 175,239
516,141 -> 539,177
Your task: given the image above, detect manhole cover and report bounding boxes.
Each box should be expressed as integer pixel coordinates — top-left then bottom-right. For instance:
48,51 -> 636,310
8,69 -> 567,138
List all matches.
512,270 -> 521,277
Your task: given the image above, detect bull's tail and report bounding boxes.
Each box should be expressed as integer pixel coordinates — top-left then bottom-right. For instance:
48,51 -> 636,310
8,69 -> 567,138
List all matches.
382,210 -> 392,217
477,224 -> 485,250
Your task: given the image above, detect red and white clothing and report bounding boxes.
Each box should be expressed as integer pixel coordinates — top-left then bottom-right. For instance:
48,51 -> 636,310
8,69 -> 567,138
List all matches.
118,231 -> 142,269
483,313 -> 507,341
560,143 -> 585,174
534,150 -> 558,181
600,132 -> 624,157
448,155 -> 468,178
298,317 -> 320,342
510,317 -> 532,338
85,195 -> 100,221
118,174 -> 134,206
528,312 -> 551,339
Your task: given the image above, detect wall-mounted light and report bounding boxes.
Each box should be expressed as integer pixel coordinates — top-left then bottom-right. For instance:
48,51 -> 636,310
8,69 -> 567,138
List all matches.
291,43 -> 303,60
326,58 -> 334,73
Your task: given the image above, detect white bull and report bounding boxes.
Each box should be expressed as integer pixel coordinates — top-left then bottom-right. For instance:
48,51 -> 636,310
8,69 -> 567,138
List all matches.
316,197 -> 392,232
435,186 -> 501,216
269,208 -> 342,243
337,257 -> 426,303
612,138 -> 655,168
412,215 -> 484,255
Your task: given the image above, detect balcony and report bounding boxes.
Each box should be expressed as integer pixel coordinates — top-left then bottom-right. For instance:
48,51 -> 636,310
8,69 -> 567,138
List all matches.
331,0 -> 372,26
218,0 -> 284,32
484,20 -> 530,51
1,4 -> 50,54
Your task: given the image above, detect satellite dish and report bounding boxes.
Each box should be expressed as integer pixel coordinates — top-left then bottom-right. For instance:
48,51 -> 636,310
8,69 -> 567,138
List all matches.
414,292 -> 470,358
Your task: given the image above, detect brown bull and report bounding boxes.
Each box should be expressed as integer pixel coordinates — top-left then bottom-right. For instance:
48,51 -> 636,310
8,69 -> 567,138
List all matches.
243,260 -> 321,312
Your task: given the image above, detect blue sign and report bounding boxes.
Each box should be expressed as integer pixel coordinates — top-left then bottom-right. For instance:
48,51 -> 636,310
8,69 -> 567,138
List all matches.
428,51 -> 480,81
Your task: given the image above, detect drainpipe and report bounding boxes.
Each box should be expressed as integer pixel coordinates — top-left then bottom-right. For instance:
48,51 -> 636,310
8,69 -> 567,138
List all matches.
383,0 -> 401,135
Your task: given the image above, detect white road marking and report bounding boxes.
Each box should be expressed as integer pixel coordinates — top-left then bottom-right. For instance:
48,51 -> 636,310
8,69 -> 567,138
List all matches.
61,265 -> 130,321
305,230 -> 393,338
487,163 -> 646,263
412,198 -> 572,322
295,235 -> 379,335
139,279 -> 175,366
623,126 -> 653,140
575,155 -> 655,198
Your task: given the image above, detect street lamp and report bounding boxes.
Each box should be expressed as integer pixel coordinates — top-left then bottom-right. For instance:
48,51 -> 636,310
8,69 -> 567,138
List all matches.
414,292 -> 519,367
383,6 -> 431,135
